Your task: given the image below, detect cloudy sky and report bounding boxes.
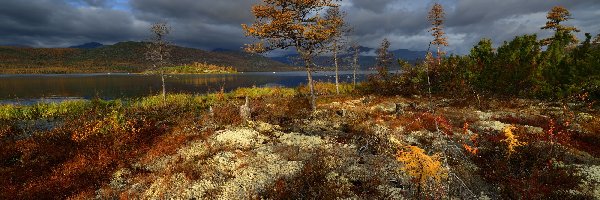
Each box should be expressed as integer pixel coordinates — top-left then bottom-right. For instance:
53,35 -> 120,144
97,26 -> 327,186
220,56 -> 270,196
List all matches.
1,0 -> 599,55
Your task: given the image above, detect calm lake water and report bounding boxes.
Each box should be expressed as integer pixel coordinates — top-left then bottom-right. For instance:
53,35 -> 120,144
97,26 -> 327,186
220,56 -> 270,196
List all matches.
0,71 -> 376,104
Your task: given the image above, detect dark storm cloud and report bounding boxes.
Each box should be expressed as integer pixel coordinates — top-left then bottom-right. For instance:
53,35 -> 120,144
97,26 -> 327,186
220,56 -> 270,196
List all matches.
342,0 -> 431,50
345,0 -> 600,54
130,0 -> 258,24
0,0 -> 145,47
447,0 -> 596,27
351,0 -> 395,12
1,0 -> 598,54
128,0 -> 260,50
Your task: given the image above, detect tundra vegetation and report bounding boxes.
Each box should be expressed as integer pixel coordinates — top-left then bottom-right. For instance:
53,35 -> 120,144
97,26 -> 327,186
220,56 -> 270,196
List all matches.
1,3 -> 600,200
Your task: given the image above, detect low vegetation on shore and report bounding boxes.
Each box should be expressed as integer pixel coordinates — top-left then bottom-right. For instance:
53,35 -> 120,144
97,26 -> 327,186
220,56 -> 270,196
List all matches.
144,62 -> 237,74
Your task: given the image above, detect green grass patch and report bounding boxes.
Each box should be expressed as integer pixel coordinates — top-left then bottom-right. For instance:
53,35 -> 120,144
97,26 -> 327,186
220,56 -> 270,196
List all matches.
231,87 -> 297,98
0,100 -> 91,120
0,84 -> 347,121
149,62 -> 237,74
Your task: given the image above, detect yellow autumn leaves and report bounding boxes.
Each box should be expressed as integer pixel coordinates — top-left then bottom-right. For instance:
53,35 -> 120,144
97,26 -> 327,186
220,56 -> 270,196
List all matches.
396,146 -> 447,185
396,125 -> 527,187
501,125 -> 527,156
242,0 -> 342,54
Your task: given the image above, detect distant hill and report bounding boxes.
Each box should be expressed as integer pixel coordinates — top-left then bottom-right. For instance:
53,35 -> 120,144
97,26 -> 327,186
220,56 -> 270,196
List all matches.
69,42 -> 104,49
0,41 -> 296,74
270,46 -> 431,70
391,49 -> 430,62
211,48 -> 240,53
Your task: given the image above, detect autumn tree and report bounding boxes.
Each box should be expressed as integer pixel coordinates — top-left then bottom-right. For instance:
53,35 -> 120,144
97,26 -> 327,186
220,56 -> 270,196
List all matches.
427,3 -> 448,65
242,0 -> 342,111
541,6 -> 580,45
375,38 -> 393,79
324,6 -> 347,95
146,22 -> 171,102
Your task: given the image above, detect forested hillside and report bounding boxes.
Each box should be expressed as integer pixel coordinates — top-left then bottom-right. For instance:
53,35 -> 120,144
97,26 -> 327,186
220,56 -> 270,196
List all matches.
0,41 -> 296,74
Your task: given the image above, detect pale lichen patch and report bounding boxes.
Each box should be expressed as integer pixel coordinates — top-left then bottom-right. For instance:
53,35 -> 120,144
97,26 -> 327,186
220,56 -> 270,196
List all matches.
213,128 -> 268,149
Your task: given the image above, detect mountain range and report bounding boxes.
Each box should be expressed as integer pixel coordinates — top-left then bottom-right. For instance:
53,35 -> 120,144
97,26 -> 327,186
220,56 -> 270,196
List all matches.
270,46 -> 432,70
0,42 -> 434,74
69,42 -> 104,49
0,42 -> 296,74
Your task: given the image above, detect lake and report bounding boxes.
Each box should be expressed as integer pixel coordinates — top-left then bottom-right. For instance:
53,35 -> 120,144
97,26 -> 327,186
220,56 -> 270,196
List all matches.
0,71 -> 377,104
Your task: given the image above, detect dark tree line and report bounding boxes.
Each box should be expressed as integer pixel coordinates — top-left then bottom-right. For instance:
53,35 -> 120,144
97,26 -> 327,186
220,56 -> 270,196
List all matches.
367,5 -> 600,102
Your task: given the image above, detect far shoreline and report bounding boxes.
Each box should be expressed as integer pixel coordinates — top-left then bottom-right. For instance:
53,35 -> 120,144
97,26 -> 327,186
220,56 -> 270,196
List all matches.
0,70 -> 379,76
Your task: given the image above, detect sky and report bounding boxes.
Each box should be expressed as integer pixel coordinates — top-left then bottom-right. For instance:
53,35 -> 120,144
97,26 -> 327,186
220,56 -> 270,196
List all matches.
1,0 -> 599,55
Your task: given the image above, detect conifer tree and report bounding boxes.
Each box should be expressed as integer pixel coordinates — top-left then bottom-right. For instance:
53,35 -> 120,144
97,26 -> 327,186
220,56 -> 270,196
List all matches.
541,6 -> 580,45
242,0 -> 342,111
375,38 -> 393,79
538,6 -> 581,97
428,3 -> 448,65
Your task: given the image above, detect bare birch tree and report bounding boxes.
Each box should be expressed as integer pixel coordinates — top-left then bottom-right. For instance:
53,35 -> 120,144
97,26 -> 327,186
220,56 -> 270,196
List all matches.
146,22 -> 171,102
351,43 -> 360,86
324,6 -> 347,95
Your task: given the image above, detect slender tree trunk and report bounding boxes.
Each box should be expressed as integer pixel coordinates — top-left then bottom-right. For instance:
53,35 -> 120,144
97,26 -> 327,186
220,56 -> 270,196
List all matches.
436,46 -> 441,66
299,47 -> 316,112
353,67 -> 357,86
333,41 -> 340,95
305,60 -> 317,112
161,71 -> 166,102
353,49 -> 358,86
426,54 -> 433,99
153,64 -> 167,103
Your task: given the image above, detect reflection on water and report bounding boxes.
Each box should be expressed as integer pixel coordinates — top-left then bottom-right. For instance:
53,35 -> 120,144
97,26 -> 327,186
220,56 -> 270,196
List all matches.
0,71 -> 375,104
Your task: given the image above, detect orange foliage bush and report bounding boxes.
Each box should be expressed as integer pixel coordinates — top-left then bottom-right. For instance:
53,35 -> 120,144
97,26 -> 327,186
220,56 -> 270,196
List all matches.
251,96 -> 311,125
140,133 -> 193,165
0,103 -> 185,199
396,145 -> 447,198
461,122 -> 479,155
472,118 -> 589,198
501,125 -> 526,156
212,102 -> 242,126
396,146 -> 446,185
391,112 -> 455,136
